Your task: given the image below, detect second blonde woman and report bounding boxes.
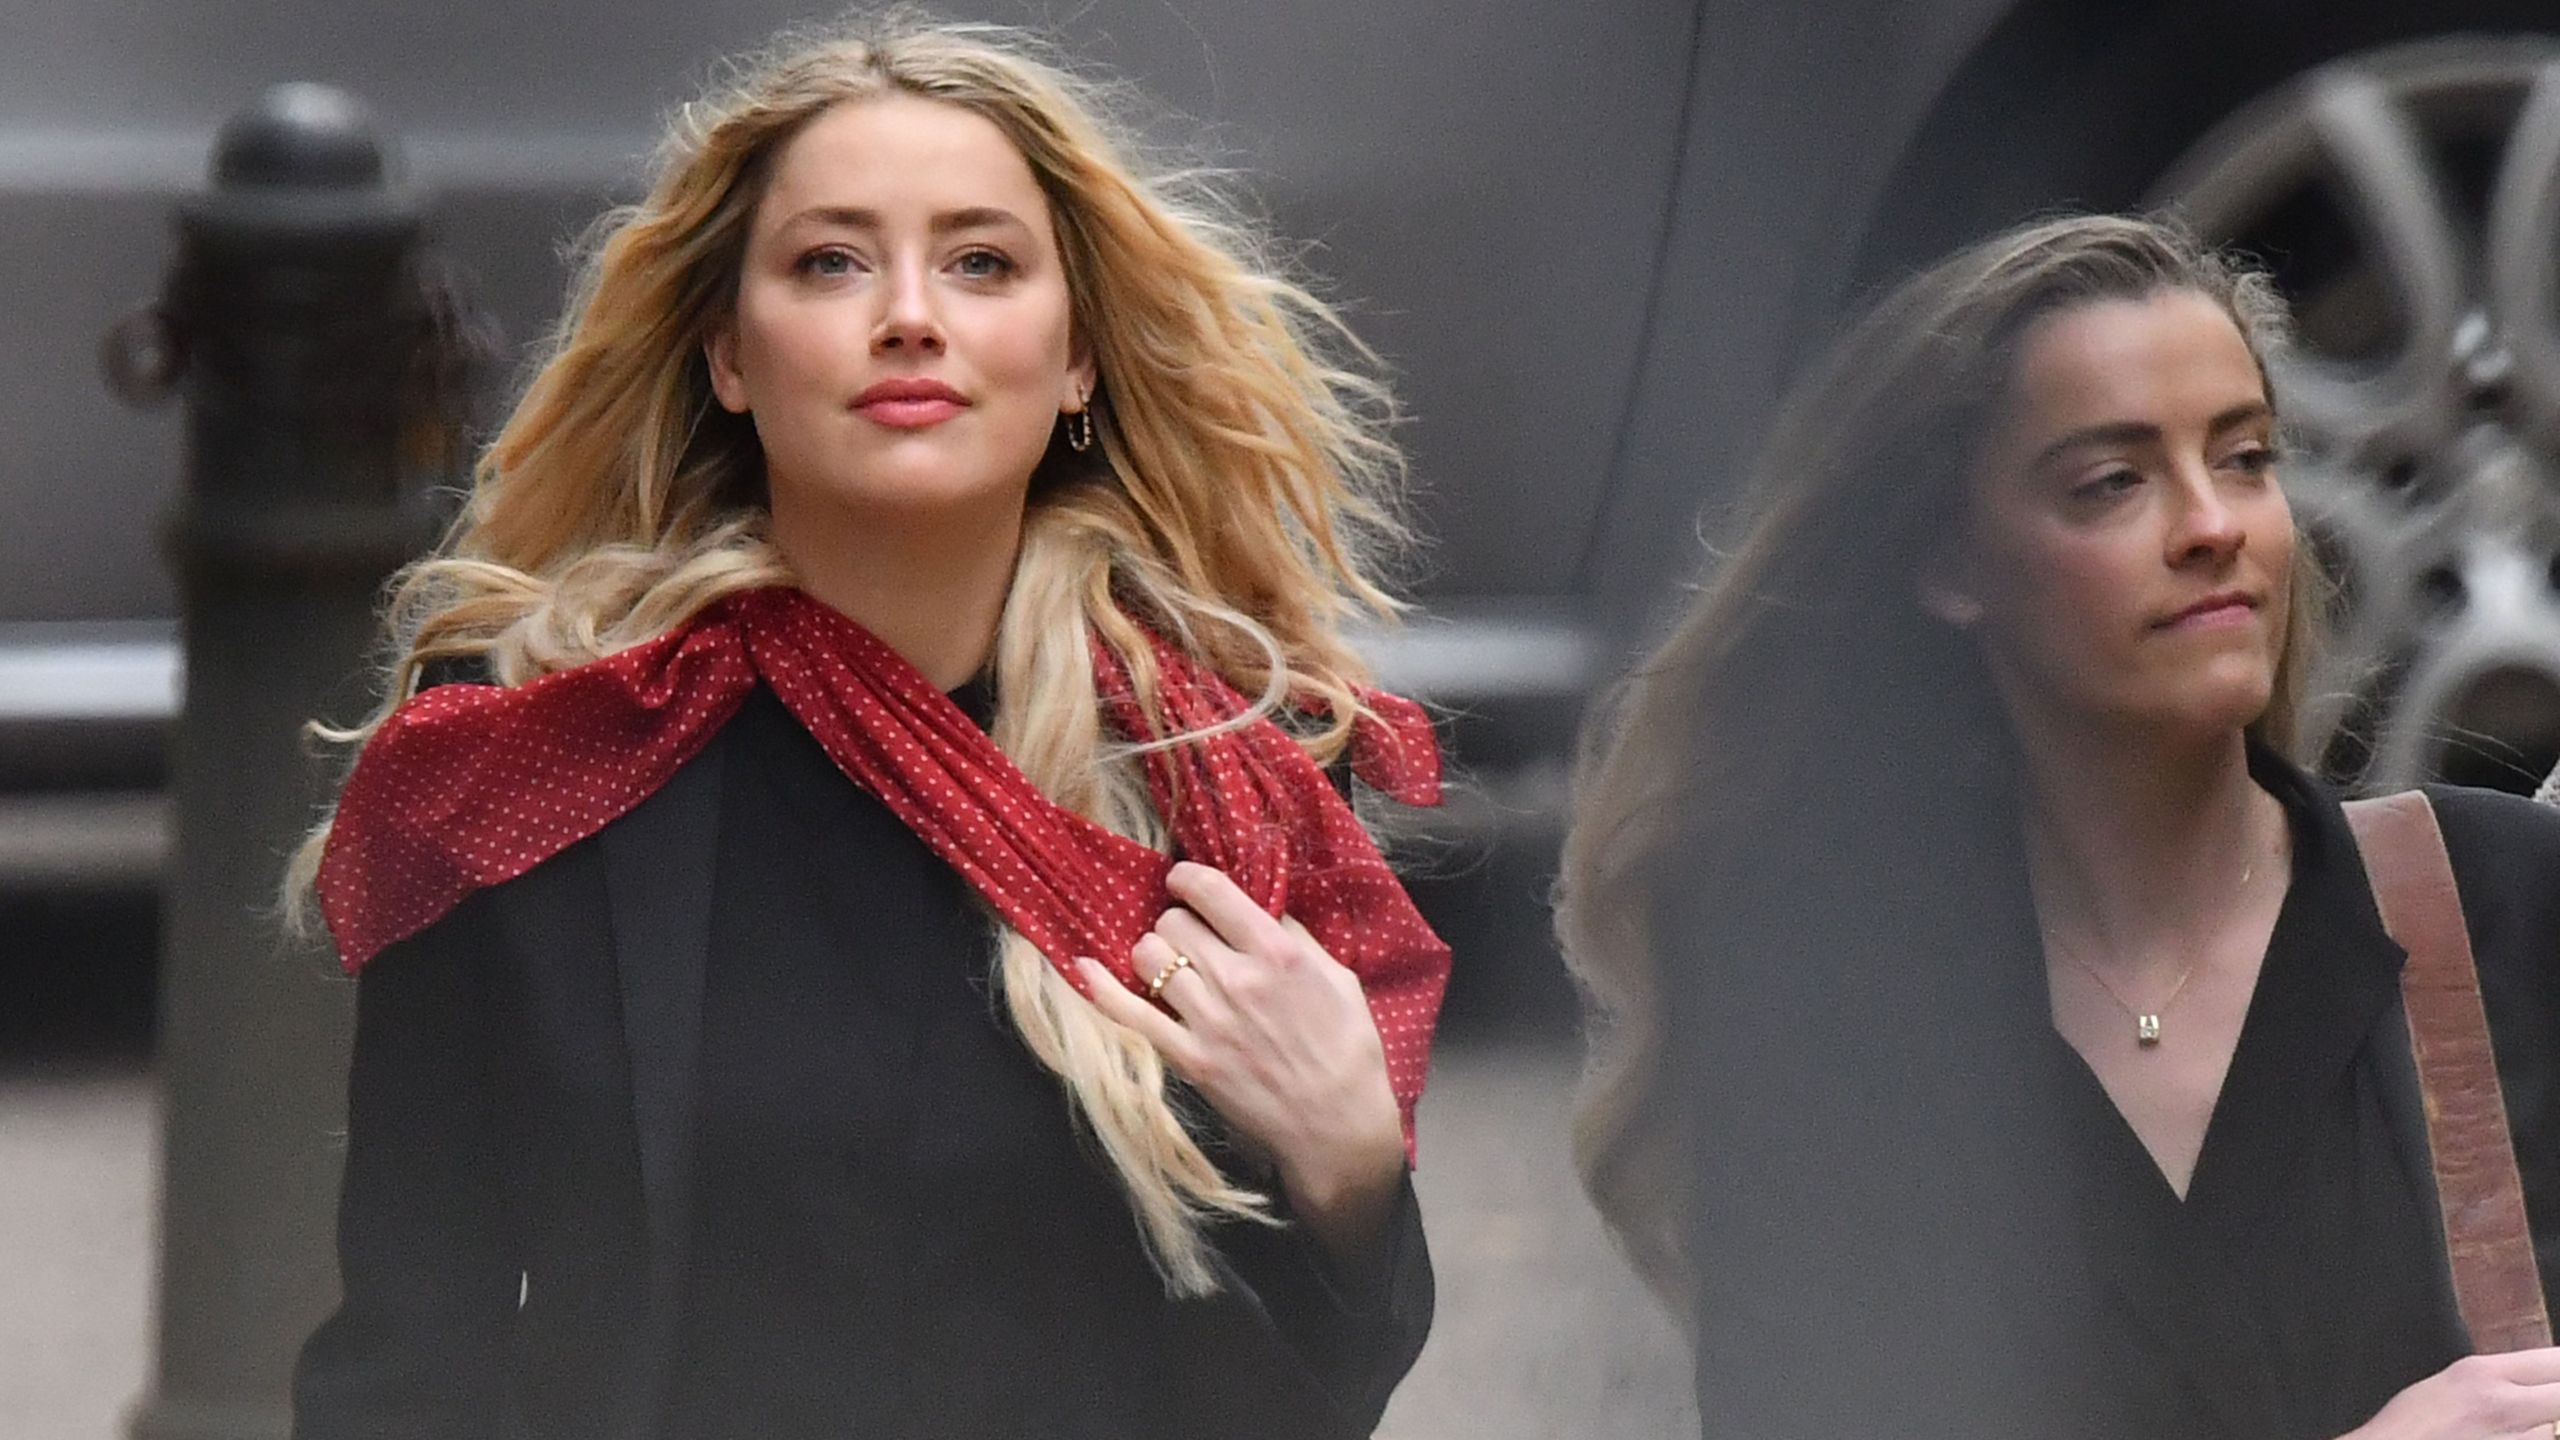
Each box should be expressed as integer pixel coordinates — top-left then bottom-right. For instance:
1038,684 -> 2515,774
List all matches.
1560,215 -> 2560,1439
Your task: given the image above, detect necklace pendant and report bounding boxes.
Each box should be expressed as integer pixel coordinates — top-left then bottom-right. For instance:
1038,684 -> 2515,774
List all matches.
2137,1014 -> 2163,1046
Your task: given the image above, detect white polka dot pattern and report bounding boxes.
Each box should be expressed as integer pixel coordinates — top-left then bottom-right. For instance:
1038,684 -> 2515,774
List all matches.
317,586 -> 1453,1153
1085,633 -> 1449,1155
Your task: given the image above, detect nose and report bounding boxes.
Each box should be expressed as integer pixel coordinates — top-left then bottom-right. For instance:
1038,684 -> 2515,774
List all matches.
2166,464 -> 2247,567
872,259 -> 944,355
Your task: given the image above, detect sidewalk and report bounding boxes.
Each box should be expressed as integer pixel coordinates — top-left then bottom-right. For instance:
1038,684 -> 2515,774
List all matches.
0,1063 -> 156,1440
0,1041 -> 1693,1439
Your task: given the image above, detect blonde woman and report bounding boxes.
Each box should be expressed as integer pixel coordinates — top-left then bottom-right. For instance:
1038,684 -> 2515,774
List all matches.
289,17 -> 1446,1439
1559,216 -> 2560,1439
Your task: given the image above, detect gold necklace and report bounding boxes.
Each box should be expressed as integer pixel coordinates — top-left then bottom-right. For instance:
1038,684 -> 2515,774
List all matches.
2040,857 -> 2258,1049
2045,937 -> 2199,1047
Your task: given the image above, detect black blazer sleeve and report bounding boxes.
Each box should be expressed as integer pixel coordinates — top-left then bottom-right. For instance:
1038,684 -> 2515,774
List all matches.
1215,1169 -> 1434,1436
2427,783 -> 2560,1321
293,895 -> 517,1439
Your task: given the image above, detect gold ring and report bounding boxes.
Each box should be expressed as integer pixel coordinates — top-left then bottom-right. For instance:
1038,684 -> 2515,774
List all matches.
1145,952 -> 1194,998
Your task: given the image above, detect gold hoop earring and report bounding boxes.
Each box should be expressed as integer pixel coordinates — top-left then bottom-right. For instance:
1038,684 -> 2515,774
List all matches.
1066,406 -> 1095,453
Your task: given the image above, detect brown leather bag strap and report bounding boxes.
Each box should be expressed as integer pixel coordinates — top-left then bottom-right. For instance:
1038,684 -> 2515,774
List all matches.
2344,791 -> 2555,1354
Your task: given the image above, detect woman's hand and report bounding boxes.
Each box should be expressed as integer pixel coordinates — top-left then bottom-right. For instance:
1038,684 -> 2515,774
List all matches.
1076,861 -> 1407,1265
2341,1350 -> 2560,1440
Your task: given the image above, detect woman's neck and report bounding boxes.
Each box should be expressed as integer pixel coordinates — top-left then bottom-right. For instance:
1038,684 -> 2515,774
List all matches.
2011,710 -> 2284,966
768,492 -> 1026,692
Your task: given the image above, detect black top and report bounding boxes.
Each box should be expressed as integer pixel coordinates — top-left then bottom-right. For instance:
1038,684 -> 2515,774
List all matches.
294,681 -> 1433,1440
1671,746 -> 2560,1440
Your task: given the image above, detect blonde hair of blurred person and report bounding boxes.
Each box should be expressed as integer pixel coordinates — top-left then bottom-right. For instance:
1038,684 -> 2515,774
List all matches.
290,11 -> 1414,1297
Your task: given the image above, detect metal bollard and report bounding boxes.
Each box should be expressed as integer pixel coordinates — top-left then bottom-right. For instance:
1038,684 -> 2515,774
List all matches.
106,84 -> 467,1440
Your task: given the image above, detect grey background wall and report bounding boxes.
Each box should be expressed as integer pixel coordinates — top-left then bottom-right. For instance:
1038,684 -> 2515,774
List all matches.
0,0 -> 1700,625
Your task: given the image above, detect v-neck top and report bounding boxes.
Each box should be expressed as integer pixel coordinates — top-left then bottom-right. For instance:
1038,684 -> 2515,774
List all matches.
2028,744 -> 2467,1437
1670,745 -> 2560,1440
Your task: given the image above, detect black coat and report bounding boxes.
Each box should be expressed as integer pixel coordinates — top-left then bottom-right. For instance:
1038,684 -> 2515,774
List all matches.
1669,750 -> 2560,1439
291,686 -> 1434,1440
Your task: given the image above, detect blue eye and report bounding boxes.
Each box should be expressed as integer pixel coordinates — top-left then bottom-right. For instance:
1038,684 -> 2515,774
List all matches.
953,248 -> 1015,279
795,247 -> 856,278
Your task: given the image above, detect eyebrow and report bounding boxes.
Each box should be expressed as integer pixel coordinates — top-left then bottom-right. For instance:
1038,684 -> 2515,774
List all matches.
2031,400 -> 2274,467
775,204 -> 1031,236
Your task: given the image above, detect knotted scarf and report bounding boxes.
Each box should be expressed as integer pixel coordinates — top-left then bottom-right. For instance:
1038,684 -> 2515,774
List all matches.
317,585 -> 1450,1143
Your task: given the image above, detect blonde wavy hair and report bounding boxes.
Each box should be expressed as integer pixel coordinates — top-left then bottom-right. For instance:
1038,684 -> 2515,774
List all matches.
1556,214 -> 2323,1316
290,10 -> 1416,1296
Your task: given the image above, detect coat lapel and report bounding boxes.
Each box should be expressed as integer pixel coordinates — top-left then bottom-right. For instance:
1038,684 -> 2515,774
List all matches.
598,740 -> 725,1440
2185,755 -> 2406,1241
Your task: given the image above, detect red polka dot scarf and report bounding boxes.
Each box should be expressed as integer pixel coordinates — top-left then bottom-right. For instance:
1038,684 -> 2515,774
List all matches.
317,584 -> 1451,1146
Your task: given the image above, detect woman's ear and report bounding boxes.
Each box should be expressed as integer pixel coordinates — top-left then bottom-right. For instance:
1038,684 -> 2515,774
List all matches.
705,322 -> 751,415
1062,331 -> 1098,415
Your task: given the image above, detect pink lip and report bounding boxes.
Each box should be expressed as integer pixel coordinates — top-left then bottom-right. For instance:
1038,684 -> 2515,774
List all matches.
2155,592 -> 2259,632
853,378 -> 969,429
